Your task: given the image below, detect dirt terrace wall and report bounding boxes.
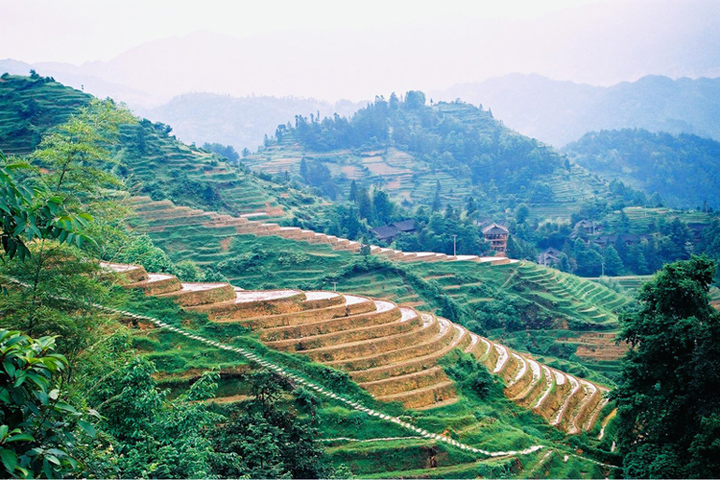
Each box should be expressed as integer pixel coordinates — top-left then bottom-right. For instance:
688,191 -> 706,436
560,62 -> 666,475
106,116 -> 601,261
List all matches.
380,382 -> 457,409
350,327 -> 472,383
362,367 -> 450,397
261,304 -> 401,341
189,291 -> 307,319
129,275 -> 182,295
162,283 -> 237,307
306,316 -> 441,363
330,318 -> 456,370
270,313 -> 424,352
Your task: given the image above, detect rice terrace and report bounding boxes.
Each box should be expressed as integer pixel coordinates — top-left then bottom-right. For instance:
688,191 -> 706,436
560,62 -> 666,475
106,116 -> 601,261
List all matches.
1,1 -> 719,479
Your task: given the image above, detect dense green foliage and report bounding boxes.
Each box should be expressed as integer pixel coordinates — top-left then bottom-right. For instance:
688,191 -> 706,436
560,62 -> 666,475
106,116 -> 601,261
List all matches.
0,331 -> 97,479
613,256 -> 720,478
211,370 -> 333,479
201,142 -> 240,163
565,129 -> 720,209
441,351 -> 500,400
0,151 -> 89,261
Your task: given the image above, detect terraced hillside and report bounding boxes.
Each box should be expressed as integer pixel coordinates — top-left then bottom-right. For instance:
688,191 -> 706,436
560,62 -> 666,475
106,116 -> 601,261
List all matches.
248,141 -> 610,221
131,197 -> 629,320
129,196 -> 510,266
245,100 -> 614,219
604,206 -> 715,233
127,197 -> 632,388
114,278 -> 617,478
0,73 -> 92,155
106,261 -> 613,436
0,74 -> 329,222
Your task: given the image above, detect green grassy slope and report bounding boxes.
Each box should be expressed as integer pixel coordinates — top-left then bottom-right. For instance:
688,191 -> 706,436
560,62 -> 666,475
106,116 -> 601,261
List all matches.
120,289 -> 617,478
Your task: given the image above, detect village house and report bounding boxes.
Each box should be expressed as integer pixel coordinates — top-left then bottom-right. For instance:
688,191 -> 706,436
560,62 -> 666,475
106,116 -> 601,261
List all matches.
538,247 -> 562,266
482,223 -> 509,253
371,219 -> 416,243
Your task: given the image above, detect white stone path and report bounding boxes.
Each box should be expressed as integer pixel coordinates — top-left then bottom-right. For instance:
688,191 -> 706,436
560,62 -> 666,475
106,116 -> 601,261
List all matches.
100,304 -> 618,469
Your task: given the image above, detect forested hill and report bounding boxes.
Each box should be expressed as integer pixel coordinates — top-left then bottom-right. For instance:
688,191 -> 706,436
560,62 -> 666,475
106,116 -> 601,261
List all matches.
564,129 -> 720,209
248,91 -> 612,218
0,73 -> 321,220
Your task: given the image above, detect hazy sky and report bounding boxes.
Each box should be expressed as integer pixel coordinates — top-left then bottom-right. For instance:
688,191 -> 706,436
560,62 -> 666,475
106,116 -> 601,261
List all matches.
2,0 -> 607,64
1,0 -> 718,104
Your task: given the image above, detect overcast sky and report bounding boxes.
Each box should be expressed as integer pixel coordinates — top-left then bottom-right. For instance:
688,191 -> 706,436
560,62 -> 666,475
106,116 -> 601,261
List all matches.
2,0 -> 607,64
1,0 -> 718,103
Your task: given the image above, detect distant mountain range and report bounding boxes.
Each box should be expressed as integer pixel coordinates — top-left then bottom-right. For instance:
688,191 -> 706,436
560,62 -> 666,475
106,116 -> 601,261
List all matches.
140,93 -> 366,152
434,74 -> 720,146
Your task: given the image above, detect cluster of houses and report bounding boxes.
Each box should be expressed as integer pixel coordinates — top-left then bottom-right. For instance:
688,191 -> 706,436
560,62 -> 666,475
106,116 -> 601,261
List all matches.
538,219 -> 708,266
371,216 -> 708,265
371,220 -> 510,254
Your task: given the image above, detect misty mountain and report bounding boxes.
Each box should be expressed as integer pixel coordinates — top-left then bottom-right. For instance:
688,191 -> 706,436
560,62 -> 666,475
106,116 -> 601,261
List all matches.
436,74 -> 720,146
141,93 -> 367,152
564,128 -> 720,208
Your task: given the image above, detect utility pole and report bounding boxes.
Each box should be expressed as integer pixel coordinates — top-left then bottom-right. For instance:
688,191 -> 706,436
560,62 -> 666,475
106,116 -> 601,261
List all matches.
601,261 -> 605,277
452,234 -> 457,257
333,281 -> 337,292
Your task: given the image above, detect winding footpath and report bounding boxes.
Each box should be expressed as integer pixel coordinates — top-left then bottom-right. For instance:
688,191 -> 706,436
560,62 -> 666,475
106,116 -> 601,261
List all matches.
106,303 -> 542,458
2,273 -> 619,471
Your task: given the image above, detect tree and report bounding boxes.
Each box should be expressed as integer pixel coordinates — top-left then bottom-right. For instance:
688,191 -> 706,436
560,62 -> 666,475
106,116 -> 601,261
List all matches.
603,245 -> 624,276
515,203 -> 530,225
431,181 -> 442,212
349,180 -> 358,202
0,150 -> 90,261
372,188 -> 392,224
356,186 -> 372,220
0,330 -> 96,478
613,256 -> 720,478
89,356 -> 223,478
212,370 -> 333,479
465,196 -> 477,216
403,90 -> 426,109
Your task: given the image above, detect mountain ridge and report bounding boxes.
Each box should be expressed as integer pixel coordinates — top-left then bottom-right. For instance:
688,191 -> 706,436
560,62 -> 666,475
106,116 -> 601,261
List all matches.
435,73 -> 720,146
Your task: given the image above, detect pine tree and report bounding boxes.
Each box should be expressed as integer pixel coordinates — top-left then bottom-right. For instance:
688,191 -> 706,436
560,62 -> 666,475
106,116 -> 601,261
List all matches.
603,245 -> 624,275
349,180 -> 358,202
432,181 -> 442,212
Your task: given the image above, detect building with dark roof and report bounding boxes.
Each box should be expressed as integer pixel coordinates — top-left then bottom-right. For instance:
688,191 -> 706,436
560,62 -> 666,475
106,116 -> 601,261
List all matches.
482,223 -> 509,253
538,247 -> 562,266
371,220 -> 417,242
